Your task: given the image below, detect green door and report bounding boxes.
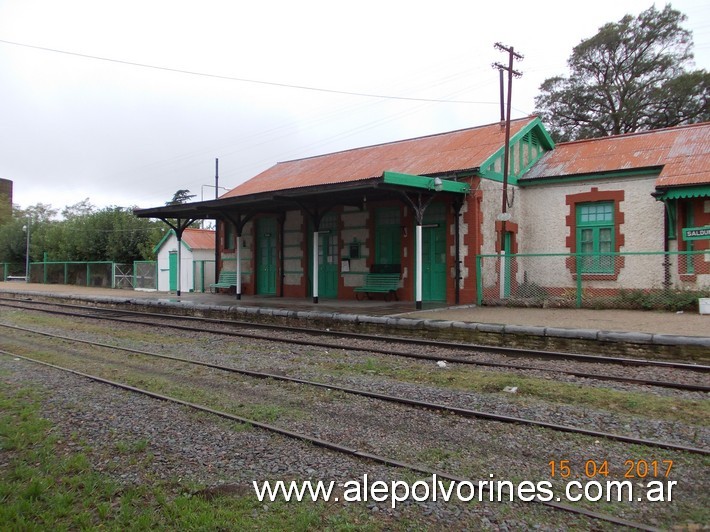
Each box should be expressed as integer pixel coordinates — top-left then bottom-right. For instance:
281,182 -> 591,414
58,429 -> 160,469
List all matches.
168,251 -> 177,292
256,217 -> 277,295
502,231 -> 512,298
309,213 -> 338,299
375,208 -> 401,269
420,204 -> 447,302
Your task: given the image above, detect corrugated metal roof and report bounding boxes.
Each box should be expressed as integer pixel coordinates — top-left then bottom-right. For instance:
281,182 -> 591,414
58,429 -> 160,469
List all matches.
182,228 -> 215,250
521,122 -> 710,188
223,117 -> 537,198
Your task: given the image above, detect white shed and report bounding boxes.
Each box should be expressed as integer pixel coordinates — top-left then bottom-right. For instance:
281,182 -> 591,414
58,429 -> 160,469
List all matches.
154,228 -> 216,292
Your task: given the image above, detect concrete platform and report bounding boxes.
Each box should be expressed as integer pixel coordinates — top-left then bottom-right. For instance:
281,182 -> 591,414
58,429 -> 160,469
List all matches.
1,282 -> 708,357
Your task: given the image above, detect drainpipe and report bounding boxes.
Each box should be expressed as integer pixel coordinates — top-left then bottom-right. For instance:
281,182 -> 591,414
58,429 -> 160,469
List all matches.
454,200 -> 462,305
663,200 -> 671,289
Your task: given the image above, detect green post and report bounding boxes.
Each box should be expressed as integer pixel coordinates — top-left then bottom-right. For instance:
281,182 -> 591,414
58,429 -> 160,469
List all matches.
476,255 -> 483,306
575,253 -> 583,308
86,263 -> 91,286
200,261 -> 205,293
3,263 -> 7,281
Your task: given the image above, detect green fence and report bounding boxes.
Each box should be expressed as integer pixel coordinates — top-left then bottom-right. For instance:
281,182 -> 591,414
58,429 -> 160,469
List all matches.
192,260 -> 216,293
5,261 -> 160,290
475,250 -> 710,311
1,263 -> 27,281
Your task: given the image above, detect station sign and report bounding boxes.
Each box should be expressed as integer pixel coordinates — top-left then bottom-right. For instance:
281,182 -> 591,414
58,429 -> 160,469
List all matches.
682,225 -> 710,241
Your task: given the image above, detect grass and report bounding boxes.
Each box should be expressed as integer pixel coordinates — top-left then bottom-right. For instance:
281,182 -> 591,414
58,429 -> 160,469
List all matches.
0,386 -> 390,531
326,358 -> 709,426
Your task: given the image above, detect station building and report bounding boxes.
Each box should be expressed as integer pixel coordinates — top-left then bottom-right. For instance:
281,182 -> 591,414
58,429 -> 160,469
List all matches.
134,117 -> 710,306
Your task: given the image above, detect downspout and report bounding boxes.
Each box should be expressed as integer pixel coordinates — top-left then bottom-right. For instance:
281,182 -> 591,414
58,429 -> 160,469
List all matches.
662,199 -> 671,289
652,190 -> 672,290
453,200 -> 463,305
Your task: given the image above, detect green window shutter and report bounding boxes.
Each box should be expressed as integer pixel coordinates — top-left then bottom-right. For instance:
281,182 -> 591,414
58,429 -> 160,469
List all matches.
576,202 -> 615,273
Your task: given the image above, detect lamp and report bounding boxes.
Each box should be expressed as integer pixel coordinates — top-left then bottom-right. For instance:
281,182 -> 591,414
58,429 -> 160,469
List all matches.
433,177 -> 443,192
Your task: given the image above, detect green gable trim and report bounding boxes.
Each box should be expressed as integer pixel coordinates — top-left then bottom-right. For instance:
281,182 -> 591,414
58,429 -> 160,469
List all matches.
654,184 -> 710,201
519,168 -> 661,187
478,117 -> 555,185
152,229 -> 193,254
383,171 -> 470,194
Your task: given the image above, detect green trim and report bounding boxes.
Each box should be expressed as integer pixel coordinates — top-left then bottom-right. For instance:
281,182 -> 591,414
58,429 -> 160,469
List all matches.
519,168 -> 660,187
478,118 -> 554,184
152,230 -> 193,254
383,171 -> 470,193
655,184 -> 710,201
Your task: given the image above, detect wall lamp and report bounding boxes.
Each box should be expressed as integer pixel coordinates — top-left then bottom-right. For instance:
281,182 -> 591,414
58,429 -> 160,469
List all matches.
432,177 -> 443,192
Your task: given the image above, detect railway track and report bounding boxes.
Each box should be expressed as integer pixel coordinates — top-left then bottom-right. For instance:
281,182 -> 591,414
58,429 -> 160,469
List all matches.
1,297 -> 708,393
0,346 -> 669,531
1,321 -> 707,456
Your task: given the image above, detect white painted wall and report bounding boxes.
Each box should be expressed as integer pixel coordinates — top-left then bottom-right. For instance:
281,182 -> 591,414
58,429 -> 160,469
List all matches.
517,175 -> 666,290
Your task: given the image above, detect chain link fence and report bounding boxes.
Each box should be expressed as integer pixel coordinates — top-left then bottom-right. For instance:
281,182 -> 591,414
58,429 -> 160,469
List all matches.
8,261 -> 159,290
476,250 -> 710,311
134,261 -> 158,290
1,262 -> 27,281
28,261 -> 114,287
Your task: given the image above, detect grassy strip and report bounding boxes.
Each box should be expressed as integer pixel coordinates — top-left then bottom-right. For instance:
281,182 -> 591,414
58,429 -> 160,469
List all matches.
0,386 -> 383,530
327,357 -> 710,426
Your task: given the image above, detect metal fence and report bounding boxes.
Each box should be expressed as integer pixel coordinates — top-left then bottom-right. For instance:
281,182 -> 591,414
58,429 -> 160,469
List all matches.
1,262 -> 27,281
192,260 -> 216,293
1,261 -> 159,290
475,250 -> 710,311
134,261 -> 158,290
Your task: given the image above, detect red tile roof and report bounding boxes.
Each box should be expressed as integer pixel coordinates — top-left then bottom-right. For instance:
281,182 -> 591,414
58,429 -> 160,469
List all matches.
223,117 -> 538,197
182,228 -> 215,250
522,122 -> 710,188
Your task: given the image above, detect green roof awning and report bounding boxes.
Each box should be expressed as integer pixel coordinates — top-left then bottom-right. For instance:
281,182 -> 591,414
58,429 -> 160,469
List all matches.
654,184 -> 710,200
383,171 -> 470,194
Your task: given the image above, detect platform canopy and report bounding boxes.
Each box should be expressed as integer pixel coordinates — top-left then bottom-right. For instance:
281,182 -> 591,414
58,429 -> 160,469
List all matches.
133,170 -> 471,222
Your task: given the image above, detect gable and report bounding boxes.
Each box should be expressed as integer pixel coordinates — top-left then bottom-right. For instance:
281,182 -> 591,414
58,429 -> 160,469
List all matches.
152,228 -> 216,254
478,118 -> 555,185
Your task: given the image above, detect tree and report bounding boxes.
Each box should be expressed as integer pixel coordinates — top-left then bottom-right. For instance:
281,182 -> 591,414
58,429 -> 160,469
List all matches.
534,5 -> 710,142
166,189 -> 196,205
0,203 -> 166,265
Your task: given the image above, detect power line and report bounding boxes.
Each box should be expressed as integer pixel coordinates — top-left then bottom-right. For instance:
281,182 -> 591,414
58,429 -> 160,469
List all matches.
0,38 -> 497,106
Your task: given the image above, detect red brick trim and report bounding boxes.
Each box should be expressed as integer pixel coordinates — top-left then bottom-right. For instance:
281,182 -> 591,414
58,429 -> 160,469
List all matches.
565,187 -> 625,279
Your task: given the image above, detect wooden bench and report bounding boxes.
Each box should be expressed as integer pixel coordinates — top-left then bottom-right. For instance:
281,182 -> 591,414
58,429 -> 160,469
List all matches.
209,271 -> 238,293
354,273 -> 400,301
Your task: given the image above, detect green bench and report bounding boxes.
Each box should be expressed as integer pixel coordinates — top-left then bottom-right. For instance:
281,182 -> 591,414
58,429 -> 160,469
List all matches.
354,273 -> 400,301
209,271 -> 238,293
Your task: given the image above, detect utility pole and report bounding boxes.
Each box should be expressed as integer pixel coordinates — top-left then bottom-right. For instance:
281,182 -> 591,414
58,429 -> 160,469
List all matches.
492,43 -> 523,300
492,42 -> 523,219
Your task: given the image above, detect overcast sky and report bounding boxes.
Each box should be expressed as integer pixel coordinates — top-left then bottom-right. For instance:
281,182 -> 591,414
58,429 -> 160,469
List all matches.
1,0 -> 708,213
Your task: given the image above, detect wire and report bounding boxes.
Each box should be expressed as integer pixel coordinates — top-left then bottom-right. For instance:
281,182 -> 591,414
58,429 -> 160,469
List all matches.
0,38 -> 498,105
